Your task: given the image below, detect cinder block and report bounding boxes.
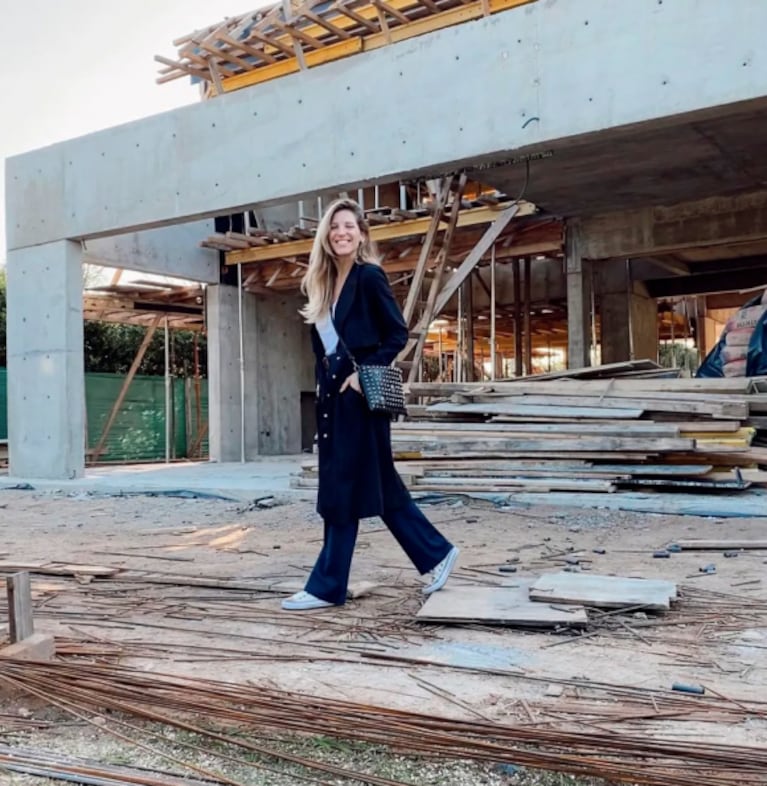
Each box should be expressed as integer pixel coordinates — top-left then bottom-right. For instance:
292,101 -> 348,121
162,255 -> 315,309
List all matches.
0,633 -> 56,662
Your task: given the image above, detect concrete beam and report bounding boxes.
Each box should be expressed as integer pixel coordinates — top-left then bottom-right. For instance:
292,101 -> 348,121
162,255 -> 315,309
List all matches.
8,0 -> 767,248
646,265 -> 767,298
6,241 -> 85,479
581,192 -> 767,260
84,221 -> 220,283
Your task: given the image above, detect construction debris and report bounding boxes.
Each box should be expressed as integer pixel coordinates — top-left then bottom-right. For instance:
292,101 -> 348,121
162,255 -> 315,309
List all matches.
295,371 -> 767,499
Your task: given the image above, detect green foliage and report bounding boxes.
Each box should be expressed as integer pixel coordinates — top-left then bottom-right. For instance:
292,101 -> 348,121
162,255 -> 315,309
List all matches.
83,322 -> 206,377
659,341 -> 699,377
0,273 -> 204,376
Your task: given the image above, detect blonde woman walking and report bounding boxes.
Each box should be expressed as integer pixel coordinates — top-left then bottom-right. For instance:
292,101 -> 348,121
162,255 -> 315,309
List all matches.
282,199 -> 459,610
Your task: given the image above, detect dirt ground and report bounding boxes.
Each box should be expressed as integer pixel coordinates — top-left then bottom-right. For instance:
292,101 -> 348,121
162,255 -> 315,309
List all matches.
1,488 -> 766,784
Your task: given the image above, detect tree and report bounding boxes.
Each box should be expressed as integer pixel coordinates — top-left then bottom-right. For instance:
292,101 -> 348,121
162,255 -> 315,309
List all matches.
83,321 -> 206,377
1,275 -> 205,377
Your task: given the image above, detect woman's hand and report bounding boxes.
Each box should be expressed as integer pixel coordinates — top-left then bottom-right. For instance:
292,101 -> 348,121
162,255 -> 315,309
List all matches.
339,371 -> 362,394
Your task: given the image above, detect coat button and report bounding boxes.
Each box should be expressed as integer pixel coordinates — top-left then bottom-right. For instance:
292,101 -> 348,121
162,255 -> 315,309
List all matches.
323,433 -> 328,438
332,374 -> 337,379
323,413 -> 328,418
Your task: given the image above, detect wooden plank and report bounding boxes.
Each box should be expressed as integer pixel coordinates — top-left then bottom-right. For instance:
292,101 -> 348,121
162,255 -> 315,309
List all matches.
507,490 -> 767,518
529,573 -> 677,612
393,421 -> 682,437
395,451 -> 654,460
466,394 -> 748,419
391,435 -> 693,452
618,477 -> 750,491
678,421 -> 741,433
405,174 -> 467,384
426,402 -> 646,419
407,378 -> 758,396
433,202 -> 520,316
413,476 -> 616,492
674,539 -> 767,551
419,463 -> 713,477
417,584 -> 588,628
227,200 -> 536,263
0,562 -> 119,578
6,572 -> 34,643
401,177 -> 451,324
220,37 -> 363,90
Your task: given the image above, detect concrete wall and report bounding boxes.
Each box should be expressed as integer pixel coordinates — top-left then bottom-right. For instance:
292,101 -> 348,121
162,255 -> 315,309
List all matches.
7,0 -> 767,247
207,286 -> 313,460
252,293 -> 314,455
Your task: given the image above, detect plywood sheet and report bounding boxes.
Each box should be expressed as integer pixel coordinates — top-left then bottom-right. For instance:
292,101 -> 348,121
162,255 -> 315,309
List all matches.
529,572 -> 677,612
416,584 -> 588,627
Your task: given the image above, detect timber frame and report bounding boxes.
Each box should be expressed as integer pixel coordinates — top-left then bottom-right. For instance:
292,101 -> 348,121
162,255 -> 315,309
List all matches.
157,0 -> 537,96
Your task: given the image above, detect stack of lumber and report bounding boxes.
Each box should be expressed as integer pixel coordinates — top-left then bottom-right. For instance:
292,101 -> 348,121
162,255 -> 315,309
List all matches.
295,369 -> 767,494
392,375 -> 767,493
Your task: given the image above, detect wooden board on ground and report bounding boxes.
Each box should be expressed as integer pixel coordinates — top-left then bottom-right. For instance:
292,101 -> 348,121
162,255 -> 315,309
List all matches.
416,584 -> 588,628
673,539 -> 767,551
0,562 -> 120,578
529,572 -> 677,612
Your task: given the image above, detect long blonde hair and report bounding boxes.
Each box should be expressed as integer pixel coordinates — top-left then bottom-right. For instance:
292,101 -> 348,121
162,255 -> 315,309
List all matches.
299,198 -> 380,324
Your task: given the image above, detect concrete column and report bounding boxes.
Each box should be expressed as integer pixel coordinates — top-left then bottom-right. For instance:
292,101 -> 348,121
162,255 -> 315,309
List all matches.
251,293 -> 314,455
630,282 -> 659,363
598,263 -> 658,364
6,241 -> 85,479
208,286 -> 314,460
207,284 -> 246,462
565,221 -> 592,368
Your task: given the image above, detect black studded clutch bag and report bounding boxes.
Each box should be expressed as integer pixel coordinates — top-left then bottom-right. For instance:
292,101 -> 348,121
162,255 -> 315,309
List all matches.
332,329 -> 407,418
356,364 -> 407,418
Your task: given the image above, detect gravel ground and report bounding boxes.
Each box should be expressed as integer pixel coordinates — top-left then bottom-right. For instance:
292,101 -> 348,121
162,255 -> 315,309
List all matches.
0,716 -> 619,786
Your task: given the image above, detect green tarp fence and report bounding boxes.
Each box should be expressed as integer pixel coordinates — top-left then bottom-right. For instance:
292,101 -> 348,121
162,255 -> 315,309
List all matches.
0,369 -> 208,463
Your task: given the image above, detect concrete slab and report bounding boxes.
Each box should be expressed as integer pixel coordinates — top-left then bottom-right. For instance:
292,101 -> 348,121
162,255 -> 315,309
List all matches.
0,458 -> 314,503
8,0 -> 767,246
0,633 -> 56,662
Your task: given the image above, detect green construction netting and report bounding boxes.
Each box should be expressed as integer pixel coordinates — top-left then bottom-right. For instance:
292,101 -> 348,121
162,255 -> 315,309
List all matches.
0,369 -> 208,462
0,368 -> 7,442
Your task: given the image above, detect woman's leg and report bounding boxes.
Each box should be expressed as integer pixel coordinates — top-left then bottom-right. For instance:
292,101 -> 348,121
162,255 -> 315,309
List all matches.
304,517 -> 360,605
380,499 -> 453,574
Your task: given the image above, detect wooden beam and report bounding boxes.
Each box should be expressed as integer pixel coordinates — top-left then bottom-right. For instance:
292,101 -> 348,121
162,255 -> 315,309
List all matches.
402,178 -> 452,325
221,37 -> 362,91
213,0 -> 536,93
227,202 -> 536,263
216,33 -> 278,64
400,174 -> 468,381
7,572 -> 34,643
433,203 -> 520,316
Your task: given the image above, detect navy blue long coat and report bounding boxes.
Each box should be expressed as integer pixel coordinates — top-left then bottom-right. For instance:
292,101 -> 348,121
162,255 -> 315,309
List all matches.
311,262 -> 411,522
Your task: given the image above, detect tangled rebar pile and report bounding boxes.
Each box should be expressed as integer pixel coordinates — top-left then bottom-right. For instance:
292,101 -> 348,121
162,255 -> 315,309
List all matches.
1,659 -> 765,786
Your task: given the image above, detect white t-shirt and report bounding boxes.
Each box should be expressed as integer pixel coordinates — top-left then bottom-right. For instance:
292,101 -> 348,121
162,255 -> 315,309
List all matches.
316,307 -> 339,355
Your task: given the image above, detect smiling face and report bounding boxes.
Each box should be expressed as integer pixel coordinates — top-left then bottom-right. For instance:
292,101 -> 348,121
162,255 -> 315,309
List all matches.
328,208 -> 364,261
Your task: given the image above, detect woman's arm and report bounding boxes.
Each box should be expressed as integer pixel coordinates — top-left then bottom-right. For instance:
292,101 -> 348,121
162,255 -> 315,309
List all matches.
362,264 -> 408,365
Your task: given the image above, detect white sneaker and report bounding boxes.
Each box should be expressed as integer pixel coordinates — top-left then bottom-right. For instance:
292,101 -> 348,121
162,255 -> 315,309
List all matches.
423,546 -> 459,595
281,590 -> 334,611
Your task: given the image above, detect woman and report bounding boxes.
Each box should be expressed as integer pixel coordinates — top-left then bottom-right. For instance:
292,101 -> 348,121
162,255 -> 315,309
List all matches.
282,198 -> 459,611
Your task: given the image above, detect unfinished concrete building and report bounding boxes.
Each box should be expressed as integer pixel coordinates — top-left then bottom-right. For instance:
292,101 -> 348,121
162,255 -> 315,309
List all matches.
5,0 -> 767,478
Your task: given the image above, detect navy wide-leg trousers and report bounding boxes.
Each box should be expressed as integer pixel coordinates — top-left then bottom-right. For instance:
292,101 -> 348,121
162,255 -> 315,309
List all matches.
305,499 -> 453,605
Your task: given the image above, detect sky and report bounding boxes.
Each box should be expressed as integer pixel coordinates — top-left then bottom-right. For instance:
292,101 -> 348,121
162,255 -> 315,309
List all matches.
0,0 -> 267,265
